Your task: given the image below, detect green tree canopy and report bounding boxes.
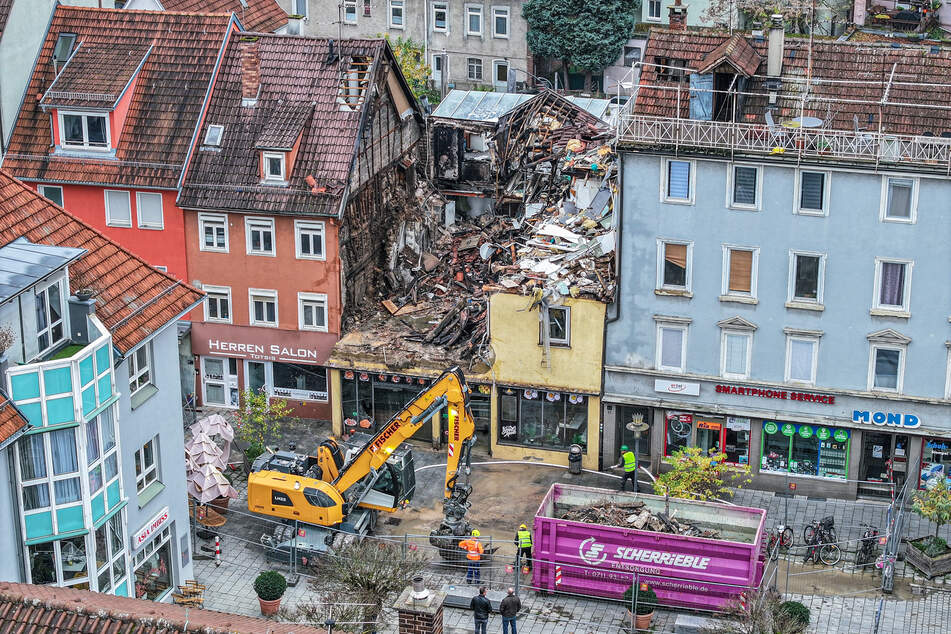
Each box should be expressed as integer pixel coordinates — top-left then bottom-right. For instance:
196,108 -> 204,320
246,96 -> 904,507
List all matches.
523,0 -> 639,89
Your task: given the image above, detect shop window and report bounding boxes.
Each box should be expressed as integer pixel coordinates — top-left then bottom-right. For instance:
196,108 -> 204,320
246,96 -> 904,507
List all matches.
797,170 -> 828,215
132,525 -> 172,600
724,417 -> 751,465
617,406 -> 652,467
27,535 -> 89,587
695,419 -> 722,455
729,165 -> 760,210
497,389 -> 587,450
664,412 -> 693,456
789,252 -> 824,304
873,259 -> 911,313
920,437 -> 951,489
94,514 -> 127,593
760,422 -> 849,479
663,159 -> 693,203
272,362 -> 327,401
35,278 -> 66,354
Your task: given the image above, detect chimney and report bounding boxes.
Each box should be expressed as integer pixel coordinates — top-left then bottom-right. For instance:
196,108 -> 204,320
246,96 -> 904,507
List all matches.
239,38 -> 261,106
286,16 -> 302,35
668,0 -> 688,32
767,15 -> 784,104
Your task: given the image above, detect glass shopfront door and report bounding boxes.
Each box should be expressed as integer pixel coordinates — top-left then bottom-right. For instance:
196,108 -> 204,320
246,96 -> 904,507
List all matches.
859,432 -> 908,497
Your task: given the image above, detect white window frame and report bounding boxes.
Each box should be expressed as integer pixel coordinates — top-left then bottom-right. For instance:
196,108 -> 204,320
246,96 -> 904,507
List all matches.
262,151 -> 286,183
203,285 -> 232,324
35,277 -> 66,355
720,329 -> 752,380
38,184 -> 64,207
880,175 -> 918,223
58,110 -> 110,151
726,163 -> 762,211
467,57 -> 483,81
135,192 -> 164,230
295,220 -> 326,260
794,169 -> 830,216
492,59 -> 509,86
868,344 -> 905,393
655,322 -> 688,373
648,0 -> 662,20
343,0 -> 358,23
432,2 -> 449,32
872,257 -> 913,314
249,288 -> 279,327
198,212 -> 228,253
543,305 -> 571,347
465,5 -> 483,36
655,239 -> 693,294
660,158 -> 695,204
298,292 -> 329,332
945,346 -> 951,400
389,0 -> 404,27
720,245 -> 760,301
291,0 -> 308,18
203,124 -> 224,146
245,217 -> 276,257
492,6 -> 509,37
784,335 -> 819,384
134,436 -> 159,493
128,342 -> 153,397
104,190 -> 132,228
787,250 -> 826,306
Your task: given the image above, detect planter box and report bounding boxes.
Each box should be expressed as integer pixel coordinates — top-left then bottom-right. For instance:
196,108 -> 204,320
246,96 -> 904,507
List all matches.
905,537 -> 951,579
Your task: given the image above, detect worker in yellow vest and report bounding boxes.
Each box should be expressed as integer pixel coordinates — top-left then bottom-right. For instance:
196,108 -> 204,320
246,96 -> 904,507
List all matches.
614,445 -> 637,492
515,523 -> 533,571
459,529 -> 484,584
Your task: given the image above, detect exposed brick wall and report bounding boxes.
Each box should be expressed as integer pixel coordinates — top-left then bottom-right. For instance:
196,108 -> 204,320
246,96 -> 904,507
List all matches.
397,602 -> 443,634
239,38 -> 261,99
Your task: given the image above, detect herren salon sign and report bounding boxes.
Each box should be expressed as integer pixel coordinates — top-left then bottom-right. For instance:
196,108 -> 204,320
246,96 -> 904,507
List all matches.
207,338 -> 320,363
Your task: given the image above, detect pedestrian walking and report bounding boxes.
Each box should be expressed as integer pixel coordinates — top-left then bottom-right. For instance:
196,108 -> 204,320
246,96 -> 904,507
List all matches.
514,524 -> 532,571
500,587 -> 521,634
459,529 -> 484,584
613,444 -> 637,492
470,586 -> 491,634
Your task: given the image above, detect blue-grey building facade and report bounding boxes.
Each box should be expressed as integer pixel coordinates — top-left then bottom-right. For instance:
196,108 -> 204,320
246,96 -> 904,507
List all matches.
603,152 -> 951,500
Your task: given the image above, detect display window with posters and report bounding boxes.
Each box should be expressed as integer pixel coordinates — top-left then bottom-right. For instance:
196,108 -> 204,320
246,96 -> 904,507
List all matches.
919,437 -> 951,489
663,412 -> 750,465
132,526 -> 173,600
760,421 -> 849,479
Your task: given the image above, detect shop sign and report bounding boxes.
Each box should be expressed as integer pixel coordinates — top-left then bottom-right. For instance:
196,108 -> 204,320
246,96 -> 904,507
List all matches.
727,417 -> 750,430
798,426 -> 813,439
697,420 -> 720,430
207,338 -> 321,363
133,506 -> 170,550
272,387 -> 329,401
500,422 -> 518,441
852,410 -> 920,428
654,379 -> 700,396
764,421 -> 778,434
816,427 -> 832,440
833,429 -> 849,442
714,384 -> 835,404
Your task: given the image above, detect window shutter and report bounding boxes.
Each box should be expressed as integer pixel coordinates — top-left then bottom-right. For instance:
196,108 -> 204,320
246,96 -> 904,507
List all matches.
733,166 -> 757,205
664,243 -> 687,270
800,172 -> 824,210
728,250 -> 753,293
689,73 -> 714,121
667,161 -> 690,199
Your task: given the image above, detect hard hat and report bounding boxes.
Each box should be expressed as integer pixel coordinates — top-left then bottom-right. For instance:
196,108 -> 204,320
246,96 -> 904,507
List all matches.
520,524 -> 527,530
620,445 -> 629,451
471,529 -> 480,537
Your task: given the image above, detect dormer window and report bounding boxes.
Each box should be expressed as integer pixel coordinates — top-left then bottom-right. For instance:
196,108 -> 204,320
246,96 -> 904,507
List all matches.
262,152 -> 286,183
59,111 -> 109,150
53,33 -> 77,66
204,125 -> 224,146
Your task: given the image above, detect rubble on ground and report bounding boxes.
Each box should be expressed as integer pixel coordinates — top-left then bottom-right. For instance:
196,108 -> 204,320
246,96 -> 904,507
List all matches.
560,502 -> 722,539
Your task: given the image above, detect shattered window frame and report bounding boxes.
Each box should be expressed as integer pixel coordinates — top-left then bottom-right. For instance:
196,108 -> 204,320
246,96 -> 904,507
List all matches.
541,306 -> 570,347
467,57 -> 483,81
249,288 -> 279,327
199,213 -> 228,253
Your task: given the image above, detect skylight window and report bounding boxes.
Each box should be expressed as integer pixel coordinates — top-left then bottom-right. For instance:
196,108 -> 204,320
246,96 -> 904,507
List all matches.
204,125 -> 224,146
53,33 -> 77,64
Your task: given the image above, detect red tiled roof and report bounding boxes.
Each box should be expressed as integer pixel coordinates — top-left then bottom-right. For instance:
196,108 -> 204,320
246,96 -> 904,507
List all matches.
179,35 -> 396,216
41,43 -> 153,109
0,393 -> 28,446
694,33 -> 762,77
0,169 -> 203,354
0,0 -> 13,40
0,582 -> 326,634
636,29 -> 951,136
160,0 -> 288,32
3,7 -> 234,190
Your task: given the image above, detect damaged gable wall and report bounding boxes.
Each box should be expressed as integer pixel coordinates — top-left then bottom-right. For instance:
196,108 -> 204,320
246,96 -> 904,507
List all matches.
339,63 -> 422,325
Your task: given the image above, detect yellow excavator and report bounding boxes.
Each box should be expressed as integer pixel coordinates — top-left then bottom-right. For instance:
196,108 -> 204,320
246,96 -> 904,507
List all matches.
247,366 -> 476,561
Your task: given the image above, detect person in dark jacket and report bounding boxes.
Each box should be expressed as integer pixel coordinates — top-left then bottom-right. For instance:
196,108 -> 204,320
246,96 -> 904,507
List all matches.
499,587 -> 521,634
470,586 -> 491,634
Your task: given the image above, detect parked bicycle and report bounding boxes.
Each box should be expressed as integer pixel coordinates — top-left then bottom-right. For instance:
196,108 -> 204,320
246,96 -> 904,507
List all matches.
802,515 -> 841,565
766,524 -> 794,560
856,523 -> 880,567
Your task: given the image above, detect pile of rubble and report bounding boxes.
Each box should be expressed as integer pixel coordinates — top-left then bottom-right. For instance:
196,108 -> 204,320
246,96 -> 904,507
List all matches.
560,501 -> 721,539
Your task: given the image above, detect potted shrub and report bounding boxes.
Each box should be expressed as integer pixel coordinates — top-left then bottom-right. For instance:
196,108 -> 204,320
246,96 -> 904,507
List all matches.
254,570 -> 287,616
907,476 -> 951,578
623,584 -> 658,630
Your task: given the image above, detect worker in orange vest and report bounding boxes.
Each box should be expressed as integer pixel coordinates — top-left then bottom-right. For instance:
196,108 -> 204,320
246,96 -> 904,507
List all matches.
459,529 -> 484,584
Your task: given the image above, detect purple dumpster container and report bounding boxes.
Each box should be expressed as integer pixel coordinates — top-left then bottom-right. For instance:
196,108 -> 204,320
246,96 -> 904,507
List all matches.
532,483 -> 766,610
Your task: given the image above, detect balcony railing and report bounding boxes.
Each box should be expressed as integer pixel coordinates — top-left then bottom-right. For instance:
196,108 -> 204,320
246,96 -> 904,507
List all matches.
617,115 -> 951,173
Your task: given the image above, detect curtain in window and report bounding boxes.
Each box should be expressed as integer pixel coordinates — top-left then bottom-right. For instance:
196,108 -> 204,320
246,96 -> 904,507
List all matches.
789,340 -> 814,381
660,327 -> 684,368
733,167 -> 757,205
663,243 -> 687,286
879,262 -> 905,306
54,477 -> 81,504
728,250 -> 753,293
100,409 -> 116,453
887,179 -> 912,218
874,348 -> 900,389
50,429 -> 78,475
667,161 -> 690,199
18,435 -> 47,481
800,172 -> 825,210
724,333 -> 748,375
85,419 -> 100,466
23,483 -> 50,510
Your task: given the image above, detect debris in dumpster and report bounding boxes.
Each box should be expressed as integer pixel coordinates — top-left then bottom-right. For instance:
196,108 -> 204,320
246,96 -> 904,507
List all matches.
559,502 -> 722,539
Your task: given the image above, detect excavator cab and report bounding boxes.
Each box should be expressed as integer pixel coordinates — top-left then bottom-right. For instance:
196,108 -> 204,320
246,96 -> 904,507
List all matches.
342,437 -> 416,512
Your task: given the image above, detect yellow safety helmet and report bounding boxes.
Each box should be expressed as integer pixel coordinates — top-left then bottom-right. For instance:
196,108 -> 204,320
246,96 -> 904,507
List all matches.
471,529 -> 480,537
519,524 -> 527,530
